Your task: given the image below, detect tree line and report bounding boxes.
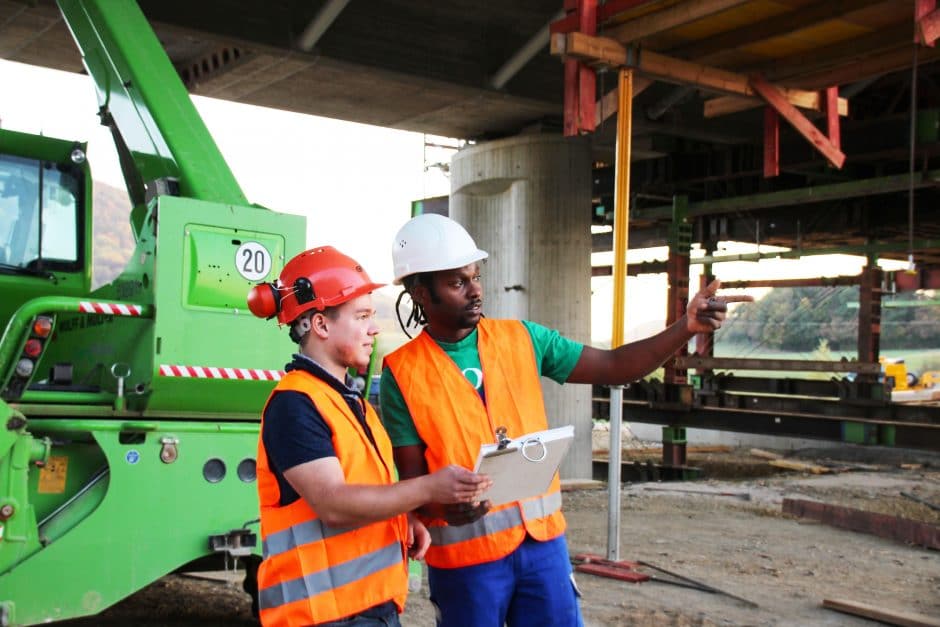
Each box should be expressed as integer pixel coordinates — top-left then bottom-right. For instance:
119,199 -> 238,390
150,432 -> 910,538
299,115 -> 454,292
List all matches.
716,285 -> 940,352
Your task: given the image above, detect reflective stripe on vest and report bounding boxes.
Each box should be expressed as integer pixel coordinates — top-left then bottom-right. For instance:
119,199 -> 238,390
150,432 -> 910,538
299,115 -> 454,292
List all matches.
257,370 -> 407,625
383,319 -> 567,568
429,491 -> 563,546
263,518 -> 362,559
259,541 -> 403,611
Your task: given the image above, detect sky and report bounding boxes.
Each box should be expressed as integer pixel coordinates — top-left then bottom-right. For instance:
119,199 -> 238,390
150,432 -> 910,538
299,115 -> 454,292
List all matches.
1,59 -> 906,347
0,59 -> 452,288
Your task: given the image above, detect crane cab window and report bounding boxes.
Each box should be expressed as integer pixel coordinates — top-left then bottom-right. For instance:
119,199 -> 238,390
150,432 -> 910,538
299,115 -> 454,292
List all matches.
0,153 -> 82,271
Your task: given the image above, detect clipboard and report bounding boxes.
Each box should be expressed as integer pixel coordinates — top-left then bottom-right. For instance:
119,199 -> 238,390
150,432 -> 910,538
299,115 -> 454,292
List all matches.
472,425 -> 574,506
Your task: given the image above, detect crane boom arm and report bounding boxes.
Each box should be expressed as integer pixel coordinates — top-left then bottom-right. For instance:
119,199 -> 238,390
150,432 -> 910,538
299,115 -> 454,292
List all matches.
57,0 -> 247,206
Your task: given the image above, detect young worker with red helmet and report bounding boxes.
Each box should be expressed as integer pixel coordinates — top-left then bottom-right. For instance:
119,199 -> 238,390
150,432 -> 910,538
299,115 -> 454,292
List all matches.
380,214 -> 752,627
247,245 -> 491,627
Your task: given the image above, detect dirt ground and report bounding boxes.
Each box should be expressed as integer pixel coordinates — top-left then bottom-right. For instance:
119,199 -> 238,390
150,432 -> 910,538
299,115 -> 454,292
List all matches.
58,443 -> 940,627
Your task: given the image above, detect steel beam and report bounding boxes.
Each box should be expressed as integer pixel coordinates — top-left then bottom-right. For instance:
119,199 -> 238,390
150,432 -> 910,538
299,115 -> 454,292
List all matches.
718,276 -> 860,288
675,356 -> 881,374
491,10 -> 564,89
596,402 -> 940,451
297,0 -> 351,51
634,170 -> 940,219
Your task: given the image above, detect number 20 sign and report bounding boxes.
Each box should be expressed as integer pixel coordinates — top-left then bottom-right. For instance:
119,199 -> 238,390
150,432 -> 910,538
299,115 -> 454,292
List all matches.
235,242 -> 272,281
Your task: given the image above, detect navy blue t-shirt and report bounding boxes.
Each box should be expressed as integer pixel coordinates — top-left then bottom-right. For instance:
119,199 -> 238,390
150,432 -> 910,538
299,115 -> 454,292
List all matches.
261,354 -> 377,506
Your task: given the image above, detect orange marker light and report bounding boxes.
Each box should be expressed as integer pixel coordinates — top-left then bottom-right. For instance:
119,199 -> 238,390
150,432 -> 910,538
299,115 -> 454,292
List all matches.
32,316 -> 53,338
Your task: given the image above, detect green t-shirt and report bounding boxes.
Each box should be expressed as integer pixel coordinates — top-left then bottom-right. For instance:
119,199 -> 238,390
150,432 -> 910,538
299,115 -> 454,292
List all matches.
379,320 -> 584,447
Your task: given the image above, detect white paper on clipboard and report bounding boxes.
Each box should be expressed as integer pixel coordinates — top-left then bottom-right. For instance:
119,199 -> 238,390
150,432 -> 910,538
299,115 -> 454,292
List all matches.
472,425 -> 574,506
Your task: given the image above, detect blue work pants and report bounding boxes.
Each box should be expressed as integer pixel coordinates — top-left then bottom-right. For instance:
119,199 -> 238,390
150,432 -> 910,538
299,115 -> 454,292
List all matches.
427,534 -> 583,627
316,602 -> 401,626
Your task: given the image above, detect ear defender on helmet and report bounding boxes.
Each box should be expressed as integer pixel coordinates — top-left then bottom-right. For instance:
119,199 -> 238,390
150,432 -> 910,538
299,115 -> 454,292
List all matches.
247,282 -> 281,319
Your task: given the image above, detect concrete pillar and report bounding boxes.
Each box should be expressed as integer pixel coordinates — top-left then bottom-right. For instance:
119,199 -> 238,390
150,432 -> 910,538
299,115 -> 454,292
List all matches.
450,134 -> 593,480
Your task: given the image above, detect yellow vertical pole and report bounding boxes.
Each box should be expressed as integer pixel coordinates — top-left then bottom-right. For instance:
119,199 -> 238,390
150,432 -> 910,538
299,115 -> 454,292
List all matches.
607,68 -> 632,562
611,68 -> 632,348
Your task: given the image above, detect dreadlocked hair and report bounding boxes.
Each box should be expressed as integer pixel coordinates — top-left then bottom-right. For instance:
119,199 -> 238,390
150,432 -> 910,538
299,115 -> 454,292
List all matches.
396,273 -> 434,339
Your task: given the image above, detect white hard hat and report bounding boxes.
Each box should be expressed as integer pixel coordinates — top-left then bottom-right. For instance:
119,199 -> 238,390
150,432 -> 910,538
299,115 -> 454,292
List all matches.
392,213 -> 488,285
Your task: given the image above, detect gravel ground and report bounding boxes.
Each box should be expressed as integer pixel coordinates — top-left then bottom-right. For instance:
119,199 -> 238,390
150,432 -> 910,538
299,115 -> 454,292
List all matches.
57,444 -> 940,627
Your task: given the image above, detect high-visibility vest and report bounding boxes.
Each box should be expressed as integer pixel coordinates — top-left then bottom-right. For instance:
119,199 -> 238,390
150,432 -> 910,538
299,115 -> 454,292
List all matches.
256,370 -> 408,626
383,318 -> 566,569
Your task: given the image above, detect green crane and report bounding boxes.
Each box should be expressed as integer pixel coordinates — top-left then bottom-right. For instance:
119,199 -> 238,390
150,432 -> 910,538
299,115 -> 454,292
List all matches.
0,1 -> 305,624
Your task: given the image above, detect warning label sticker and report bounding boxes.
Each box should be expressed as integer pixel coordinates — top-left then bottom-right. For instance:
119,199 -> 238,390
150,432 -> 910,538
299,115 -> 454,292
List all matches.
38,455 -> 68,494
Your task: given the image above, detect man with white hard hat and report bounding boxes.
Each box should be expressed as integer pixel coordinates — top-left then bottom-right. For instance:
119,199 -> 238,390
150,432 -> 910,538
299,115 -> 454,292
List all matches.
381,213 -> 751,627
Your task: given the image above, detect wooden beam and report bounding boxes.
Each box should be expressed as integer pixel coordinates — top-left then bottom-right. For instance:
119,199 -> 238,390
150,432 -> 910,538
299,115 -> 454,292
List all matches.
706,88 -> 849,118
554,32 -> 847,115
823,599 -> 940,627
605,0 -> 751,44
550,0 -> 658,34
667,0 -> 888,61
783,498 -> 940,550
749,75 -> 845,169
703,23 -> 910,117
756,22 -> 913,84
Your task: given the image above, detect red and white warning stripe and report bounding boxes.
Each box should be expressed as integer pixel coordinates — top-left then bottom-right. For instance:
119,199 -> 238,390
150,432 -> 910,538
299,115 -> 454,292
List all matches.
79,301 -> 143,316
159,365 -> 284,381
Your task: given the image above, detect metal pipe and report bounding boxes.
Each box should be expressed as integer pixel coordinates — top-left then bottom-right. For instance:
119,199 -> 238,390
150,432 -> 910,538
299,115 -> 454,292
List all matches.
646,85 -> 694,120
490,10 -> 565,89
607,385 -> 623,561
297,0 -> 352,51
607,68 -> 633,562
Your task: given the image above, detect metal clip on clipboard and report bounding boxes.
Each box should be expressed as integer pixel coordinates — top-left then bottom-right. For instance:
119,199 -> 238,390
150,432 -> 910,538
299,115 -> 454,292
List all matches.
483,426 -> 518,459
486,426 -> 547,462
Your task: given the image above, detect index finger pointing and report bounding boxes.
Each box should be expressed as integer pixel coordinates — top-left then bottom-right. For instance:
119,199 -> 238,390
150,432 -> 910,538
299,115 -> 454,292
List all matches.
715,294 -> 755,304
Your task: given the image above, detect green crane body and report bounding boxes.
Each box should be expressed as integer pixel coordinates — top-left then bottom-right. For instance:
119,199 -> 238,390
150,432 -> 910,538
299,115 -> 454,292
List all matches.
0,1 -> 305,624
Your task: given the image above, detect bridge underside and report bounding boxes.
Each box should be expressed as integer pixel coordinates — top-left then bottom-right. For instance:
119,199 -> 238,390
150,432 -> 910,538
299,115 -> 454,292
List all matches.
4,0 -> 940,457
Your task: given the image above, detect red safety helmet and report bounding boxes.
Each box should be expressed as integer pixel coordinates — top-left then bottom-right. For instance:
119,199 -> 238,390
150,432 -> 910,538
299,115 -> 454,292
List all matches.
247,246 -> 384,325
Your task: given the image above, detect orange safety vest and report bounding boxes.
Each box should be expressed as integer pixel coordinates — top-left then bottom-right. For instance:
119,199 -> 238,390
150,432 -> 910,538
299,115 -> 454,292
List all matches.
383,318 -> 566,569
256,370 -> 408,627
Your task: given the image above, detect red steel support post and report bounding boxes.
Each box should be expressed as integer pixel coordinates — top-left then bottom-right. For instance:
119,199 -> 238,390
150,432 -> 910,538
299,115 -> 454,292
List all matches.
916,0 -> 939,47
578,0 -> 597,133
562,0 -> 597,135
825,86 -> 841,151
763,106 -> 780,178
